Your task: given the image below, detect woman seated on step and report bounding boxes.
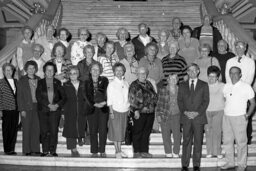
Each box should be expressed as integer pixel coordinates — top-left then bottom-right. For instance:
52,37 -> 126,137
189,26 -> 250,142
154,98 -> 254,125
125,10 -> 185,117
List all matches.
128,66 -> 158,158
155,74 -> 181,158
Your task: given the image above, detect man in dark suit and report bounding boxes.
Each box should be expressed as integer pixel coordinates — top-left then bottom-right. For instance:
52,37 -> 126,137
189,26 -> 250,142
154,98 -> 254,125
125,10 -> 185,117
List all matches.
178,63 -> 209,171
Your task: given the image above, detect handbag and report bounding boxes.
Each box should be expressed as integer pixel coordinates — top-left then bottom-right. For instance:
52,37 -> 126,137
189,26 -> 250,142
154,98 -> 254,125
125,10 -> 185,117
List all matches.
125,113 -> 134,145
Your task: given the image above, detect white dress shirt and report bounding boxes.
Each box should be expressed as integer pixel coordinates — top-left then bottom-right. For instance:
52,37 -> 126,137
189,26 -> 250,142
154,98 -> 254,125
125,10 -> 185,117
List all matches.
107,77 -> 130,112
225,55 -> 255,85
223,81 -> 254,116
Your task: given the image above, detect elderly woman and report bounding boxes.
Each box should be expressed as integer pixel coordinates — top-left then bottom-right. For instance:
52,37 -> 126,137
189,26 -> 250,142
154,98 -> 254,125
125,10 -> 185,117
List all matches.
211,40 -> 235,83
84,62 -> 109,158
36,62 -> 64,157
57,27 -> 72,60
28,43 -> 46,78
157,28 -> 170,60
107,62 -> 130,158
169,17 -> 183,41
35,25 -> 57,62
132,23 -> 157,61
16,26 -> 34,76
98,41 -> 118,82
178,25 -> 200,66
194,44 -> 220,82
77,45 -> 97,82
120,42 -> 139,85
162,41 -> 187,86
139,42 -> 163,85
129,66 -> 158,158
156,74 -> 181,158
205,66 -> 225,159
114,27 -> 129,61
0,63 -> 19,155
94,32 -> 107,60
50,42 -> 72,84
62,66 -> 87,157
17,61 -> 40,156
71,28 -> 92,65
192,15 -> 222,54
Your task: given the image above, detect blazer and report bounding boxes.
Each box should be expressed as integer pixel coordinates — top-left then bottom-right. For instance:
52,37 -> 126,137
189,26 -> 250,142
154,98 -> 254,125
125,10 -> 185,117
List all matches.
36,78 -> 64,112
84,75 -> 109,114
177,79 -> 209,124
0,77 -> 17,111
17,75 -> 40,111
131,35 -> 156,61
192,25 -> 222,54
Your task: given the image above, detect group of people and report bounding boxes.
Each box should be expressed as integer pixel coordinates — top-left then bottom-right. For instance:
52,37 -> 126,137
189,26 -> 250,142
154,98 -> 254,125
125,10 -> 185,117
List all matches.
0,14 -> 255,171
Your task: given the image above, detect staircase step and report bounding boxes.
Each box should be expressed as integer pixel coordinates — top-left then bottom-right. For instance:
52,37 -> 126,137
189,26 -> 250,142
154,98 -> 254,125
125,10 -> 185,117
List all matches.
1,143 -> 256,156
0,153 -> 255,168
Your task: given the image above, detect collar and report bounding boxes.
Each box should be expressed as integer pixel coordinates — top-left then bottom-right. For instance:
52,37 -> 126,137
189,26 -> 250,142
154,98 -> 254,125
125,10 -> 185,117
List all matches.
60,40 -> 69,47
113,76 -> 125,84
189,78 -> 198,85
22,39 -> 31,44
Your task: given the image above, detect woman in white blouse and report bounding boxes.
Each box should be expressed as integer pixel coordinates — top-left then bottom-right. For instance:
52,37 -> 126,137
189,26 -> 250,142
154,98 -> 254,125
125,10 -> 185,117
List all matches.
107,62 -> 130,158
71,28 -> 92,65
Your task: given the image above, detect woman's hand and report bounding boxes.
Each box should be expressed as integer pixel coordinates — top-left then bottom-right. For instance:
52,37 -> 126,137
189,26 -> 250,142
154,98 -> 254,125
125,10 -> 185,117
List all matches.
134,111 -> 140,120
21,111 -> 26,118
157,115 -> 162,123
110,113 -> 114,119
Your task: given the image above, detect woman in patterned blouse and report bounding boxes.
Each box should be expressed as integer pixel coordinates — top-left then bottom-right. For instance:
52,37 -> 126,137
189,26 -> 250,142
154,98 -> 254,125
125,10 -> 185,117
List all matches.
128,66 -> 158,158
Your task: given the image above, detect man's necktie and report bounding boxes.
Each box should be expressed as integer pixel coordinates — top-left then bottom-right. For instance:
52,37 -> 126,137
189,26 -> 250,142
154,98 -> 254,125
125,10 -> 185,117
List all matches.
191,80 -> 195,93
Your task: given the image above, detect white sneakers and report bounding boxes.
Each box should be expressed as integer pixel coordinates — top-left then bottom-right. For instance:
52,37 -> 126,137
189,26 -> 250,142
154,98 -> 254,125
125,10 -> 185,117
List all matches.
165,153 -> 179,158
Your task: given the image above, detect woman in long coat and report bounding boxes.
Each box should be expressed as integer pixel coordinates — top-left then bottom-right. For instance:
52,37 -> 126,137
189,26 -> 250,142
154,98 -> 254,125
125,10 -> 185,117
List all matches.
62,66 -> 87,157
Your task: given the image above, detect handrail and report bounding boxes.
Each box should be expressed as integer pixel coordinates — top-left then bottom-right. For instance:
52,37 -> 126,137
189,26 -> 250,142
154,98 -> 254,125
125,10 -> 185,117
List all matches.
201,0 -> 256,59
0,0 -> 62,78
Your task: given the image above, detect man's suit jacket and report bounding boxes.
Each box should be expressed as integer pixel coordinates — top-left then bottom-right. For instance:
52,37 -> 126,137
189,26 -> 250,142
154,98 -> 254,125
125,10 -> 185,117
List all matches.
36,78 -> 64,112
177,79 -> 209,124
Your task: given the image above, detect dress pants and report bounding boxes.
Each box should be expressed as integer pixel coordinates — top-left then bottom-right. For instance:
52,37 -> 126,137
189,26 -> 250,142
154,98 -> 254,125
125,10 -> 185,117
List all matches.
222,115 -> 248,168
205,110 -> 223,156
87,108 -> 108,153
160,114 -> 181,154
132,113 -> 154,153
38,111 -> 61,153
2,110 -> 19,153
182,118 -> 204,167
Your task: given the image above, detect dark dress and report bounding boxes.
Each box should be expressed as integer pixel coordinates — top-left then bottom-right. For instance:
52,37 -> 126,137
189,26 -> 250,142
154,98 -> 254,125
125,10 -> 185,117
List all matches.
62,81 -> 86,140
84,75 -> 109,154
36,78 -> 64,154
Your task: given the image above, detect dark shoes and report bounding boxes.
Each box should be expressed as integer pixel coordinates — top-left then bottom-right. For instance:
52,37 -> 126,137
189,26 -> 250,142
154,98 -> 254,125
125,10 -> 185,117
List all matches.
100,153 -> 106,158
71,150 -> 80,157
78,138 -> 84,146
181,167 -> 188,171
41,152 -> 58,157
91,153 -> 98,158
5,151 -> 17,155
193,166 -> 200,171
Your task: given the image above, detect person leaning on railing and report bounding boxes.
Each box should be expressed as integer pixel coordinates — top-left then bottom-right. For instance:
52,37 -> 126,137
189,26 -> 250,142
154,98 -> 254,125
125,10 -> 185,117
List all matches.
16,26 -> 34,78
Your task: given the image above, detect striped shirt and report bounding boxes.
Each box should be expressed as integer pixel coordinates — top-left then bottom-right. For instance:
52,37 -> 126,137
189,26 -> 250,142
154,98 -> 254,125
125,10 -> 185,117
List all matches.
98,55 -> 117,82
162,54 -> 187,86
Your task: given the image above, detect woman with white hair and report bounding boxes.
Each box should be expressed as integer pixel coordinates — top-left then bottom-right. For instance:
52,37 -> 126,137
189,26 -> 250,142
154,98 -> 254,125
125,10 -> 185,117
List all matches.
71,28 -> 92,65
120,42 -> 139,85
114,27 -> 129,61
157,28 -> 170,60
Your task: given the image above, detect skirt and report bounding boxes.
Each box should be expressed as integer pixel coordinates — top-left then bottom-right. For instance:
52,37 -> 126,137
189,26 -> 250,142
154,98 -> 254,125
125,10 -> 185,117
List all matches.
108,110 -> 128,141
